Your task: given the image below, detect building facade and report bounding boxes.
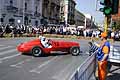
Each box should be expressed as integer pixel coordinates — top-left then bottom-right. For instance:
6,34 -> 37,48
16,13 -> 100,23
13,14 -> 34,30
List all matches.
74,9 -> 85,26
0,0 -> 43,26
42,0 -> 60,25
68,0 -> 76,25
0,0 -> 76,26
84,14 -> 93,29
112,0 -> 120,22
60,0 -> 76,26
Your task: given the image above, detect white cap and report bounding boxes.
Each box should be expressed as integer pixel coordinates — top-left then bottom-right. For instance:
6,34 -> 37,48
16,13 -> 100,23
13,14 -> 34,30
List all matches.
39,36 -> 45,40
39,36 -> 42,39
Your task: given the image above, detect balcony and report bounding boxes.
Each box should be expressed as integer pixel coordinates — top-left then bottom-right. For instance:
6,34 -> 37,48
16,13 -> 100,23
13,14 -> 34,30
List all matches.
49,15 -> 59,20
5,5 -> 18,13
51,0 -> 60,6
60,12 -> 64,14
34,11 -> 41,17
43,0 -> 49,5
18,9 -> 33,17
42,15 -> 48,19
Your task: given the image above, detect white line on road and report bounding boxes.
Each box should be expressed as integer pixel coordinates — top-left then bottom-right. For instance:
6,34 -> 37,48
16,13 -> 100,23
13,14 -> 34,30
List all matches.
0,45 -> 4,47
0,46 -> 13,50
10,58 -> 33,68
0,54 -> 20,63
0,49 -> 17,56
30,56 -> 58,73
52,59 -> 75,80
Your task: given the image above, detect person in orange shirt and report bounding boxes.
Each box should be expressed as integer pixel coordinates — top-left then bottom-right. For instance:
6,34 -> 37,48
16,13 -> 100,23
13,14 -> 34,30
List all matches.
95,32 -> 110,80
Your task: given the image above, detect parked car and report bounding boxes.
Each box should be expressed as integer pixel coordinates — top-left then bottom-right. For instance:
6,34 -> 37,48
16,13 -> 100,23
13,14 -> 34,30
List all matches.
17,38 -> 80,57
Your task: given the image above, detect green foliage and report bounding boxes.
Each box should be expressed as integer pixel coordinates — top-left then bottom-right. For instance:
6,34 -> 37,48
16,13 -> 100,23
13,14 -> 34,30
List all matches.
116,22 -> 120,30
112,21 -> 120,30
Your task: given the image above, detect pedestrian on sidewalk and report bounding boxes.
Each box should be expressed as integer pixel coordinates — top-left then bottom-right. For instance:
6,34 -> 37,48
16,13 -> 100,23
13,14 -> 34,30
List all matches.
94,32 -> 110,80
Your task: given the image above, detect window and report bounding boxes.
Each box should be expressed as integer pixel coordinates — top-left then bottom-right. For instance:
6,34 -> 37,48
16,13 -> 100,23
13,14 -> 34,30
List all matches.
10,0 -> 13,4
0,18 -> 4,22
10,0 -> 13,6
25,2 -> 27,10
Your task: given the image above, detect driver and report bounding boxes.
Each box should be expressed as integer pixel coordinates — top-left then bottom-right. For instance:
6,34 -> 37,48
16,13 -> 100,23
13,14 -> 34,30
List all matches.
39,36 -> 52,48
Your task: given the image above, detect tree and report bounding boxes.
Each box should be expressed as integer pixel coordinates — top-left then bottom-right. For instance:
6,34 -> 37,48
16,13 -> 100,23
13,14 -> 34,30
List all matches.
112,20 -> 120,30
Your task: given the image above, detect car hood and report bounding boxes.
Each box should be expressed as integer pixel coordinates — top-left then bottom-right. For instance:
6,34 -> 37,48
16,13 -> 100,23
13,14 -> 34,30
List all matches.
20,39 -> 40,46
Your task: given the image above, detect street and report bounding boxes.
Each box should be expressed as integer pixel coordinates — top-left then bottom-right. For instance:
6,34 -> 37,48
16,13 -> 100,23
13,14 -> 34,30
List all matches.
0,0 -> 120,80
0,37 -> 90,80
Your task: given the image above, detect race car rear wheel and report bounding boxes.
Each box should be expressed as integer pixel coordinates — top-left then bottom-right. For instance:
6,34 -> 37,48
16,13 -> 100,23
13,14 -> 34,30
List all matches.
32,46 -> 43,57
70,46 -> 80,56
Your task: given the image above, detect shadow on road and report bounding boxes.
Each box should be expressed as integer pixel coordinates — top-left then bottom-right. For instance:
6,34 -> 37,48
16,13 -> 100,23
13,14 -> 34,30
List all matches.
21,50 -> 84,57
21,52 -> 70,57
109,67 -> 120,73
107,67 -> 120,80
107,73 -> 120,80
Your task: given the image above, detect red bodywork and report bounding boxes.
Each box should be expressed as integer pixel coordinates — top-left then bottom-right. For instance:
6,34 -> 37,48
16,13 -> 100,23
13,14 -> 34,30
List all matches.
17,39 -> 80,54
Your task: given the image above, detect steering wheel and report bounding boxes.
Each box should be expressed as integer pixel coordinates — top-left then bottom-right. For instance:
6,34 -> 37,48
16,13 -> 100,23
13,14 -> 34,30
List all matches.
48,39 -> 52,45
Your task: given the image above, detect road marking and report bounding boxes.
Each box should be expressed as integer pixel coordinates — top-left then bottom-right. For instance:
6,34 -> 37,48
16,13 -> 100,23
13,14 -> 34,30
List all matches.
0,49 -> 16,56
10,58 -> 33,68
30,56 -> 58,73
52,58 -> 75,80
0,45 -> 4,47
0,46 -> 13,50
0,54 -> 20,63
85,51 -> 90,54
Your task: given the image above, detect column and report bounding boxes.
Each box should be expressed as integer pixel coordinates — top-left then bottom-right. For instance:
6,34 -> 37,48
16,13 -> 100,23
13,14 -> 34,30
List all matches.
64,0 -> 68,26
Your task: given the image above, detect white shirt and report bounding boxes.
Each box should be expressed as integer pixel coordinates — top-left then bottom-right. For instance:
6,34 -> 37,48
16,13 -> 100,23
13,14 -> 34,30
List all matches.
111,32 -> 115,37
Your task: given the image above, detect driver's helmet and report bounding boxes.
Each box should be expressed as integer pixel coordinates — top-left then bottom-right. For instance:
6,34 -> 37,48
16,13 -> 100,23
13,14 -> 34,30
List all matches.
39,36 -> 42,39
39,36 -> 46,41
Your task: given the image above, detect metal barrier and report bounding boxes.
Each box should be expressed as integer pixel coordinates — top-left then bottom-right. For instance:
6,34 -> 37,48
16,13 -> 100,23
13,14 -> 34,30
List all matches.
108,45 -> 120,63
70,53 -> 96,80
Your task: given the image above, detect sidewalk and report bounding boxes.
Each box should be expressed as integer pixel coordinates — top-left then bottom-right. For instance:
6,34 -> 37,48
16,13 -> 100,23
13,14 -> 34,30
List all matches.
107,65 -> 120,80
90,65 -> 120,80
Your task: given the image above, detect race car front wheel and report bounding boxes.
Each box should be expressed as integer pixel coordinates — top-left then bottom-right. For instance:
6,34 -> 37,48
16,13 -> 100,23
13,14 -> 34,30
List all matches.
32,46 -> 43,57
70,46 -> 80,56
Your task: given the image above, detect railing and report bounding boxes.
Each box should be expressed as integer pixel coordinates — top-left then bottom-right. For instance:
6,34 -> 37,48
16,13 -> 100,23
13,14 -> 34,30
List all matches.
5,5 -> 18,13
70,53 -> 96,80
108,45 -> 120,63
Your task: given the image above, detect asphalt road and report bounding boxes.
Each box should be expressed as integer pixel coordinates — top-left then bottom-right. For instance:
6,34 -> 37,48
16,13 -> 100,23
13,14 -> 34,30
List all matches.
0,37 -> 91,80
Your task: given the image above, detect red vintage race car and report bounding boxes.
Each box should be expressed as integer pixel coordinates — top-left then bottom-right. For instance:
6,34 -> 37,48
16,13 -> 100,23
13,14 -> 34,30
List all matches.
17,37 -> 80,57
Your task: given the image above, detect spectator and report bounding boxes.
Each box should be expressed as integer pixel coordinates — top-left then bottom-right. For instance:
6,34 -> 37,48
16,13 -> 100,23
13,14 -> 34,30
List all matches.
111,31 -> 115,42
83,29 -> 87,38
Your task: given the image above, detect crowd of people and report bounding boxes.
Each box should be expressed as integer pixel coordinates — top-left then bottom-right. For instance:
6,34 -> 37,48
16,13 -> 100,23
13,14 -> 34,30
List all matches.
0,24 -> 120,40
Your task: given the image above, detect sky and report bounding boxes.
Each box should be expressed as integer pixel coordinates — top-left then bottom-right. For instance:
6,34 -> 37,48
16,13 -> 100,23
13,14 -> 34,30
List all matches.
76,0 -> 104,24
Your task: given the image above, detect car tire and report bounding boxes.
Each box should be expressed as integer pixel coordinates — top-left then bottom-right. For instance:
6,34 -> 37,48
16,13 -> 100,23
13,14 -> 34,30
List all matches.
32,46 -> 43,57
70,46 -> 80,56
